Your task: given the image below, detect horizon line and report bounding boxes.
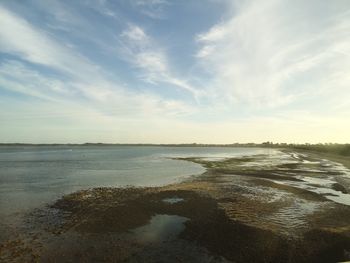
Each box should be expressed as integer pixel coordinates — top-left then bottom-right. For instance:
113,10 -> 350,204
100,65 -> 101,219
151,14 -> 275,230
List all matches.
0,142 -> 349,146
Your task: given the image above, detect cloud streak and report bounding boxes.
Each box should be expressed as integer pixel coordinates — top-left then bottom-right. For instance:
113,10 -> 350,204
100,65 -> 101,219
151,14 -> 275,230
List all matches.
119,24 -> 202,98
196,0 -> 350,109
0,4 -> 197,121
131,0 -> 170,19
0,3 -> 116,101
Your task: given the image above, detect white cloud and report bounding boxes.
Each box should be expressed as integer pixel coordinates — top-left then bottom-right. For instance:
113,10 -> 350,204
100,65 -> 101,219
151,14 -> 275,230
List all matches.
196,0 -> 350,109
0,60 -> 73,101
196,23 -> 228,43
0,3 -> 113,93
84,0 -> 119,18
132,0 -> 169,19
0,4 -> 200,110
0,5 -> 197,123
119,24 -> 202,98
0,5 -> 69,71
195,45 -> 215,58
121,25 -> 149,43
0,60 -> 194,138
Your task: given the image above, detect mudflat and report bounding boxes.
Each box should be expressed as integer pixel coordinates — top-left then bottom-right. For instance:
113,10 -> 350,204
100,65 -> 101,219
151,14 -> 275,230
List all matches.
1,150 -> 350,262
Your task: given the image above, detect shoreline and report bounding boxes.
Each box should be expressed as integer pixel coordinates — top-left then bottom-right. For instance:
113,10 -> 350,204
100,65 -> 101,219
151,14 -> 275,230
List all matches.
1,149 -> 350,262
282,147 -> 350,170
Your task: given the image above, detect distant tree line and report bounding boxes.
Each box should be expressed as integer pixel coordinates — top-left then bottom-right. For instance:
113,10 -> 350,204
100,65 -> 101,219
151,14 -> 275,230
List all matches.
287,143 -> 350,156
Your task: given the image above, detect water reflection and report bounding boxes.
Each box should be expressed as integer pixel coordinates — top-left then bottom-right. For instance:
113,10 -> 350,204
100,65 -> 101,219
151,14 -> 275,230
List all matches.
132,214 -> 189,243
0,146 -> 266,218
162,197 -> 184,204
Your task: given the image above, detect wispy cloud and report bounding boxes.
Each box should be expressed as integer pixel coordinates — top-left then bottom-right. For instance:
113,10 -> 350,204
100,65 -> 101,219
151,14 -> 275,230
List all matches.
84,0 -> 119,19
131,0 -> 170,19
0,4 -> 108,86
0,5 -> 196,119
196,0 -> 350,109
119,24 -> 202,98
0,5 -> 74,73
0,60 -> 73,101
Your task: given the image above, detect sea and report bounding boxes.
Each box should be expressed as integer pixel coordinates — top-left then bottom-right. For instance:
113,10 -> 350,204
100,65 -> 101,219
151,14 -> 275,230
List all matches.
0,145 -> 269,218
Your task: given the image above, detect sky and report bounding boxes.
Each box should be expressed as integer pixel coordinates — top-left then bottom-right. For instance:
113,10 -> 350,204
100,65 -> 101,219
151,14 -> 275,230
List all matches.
0,0 -> 350,144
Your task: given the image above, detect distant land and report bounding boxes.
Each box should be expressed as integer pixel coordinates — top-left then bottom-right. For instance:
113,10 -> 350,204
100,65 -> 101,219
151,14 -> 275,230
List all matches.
1,142 -> 349,156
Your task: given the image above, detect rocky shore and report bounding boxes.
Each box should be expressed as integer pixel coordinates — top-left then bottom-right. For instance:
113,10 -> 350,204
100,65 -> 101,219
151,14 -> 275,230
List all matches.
1,150 -> 350,262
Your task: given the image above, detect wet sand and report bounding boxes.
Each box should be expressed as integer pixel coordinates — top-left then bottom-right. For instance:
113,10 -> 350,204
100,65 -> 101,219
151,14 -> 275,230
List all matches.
1,149 -> 350,262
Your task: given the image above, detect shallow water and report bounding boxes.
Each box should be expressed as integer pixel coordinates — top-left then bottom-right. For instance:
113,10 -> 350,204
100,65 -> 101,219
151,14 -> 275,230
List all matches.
132,214 -> 189,243
236,151 -> 350,206
162,197 -> 185,204
213,151 -> 350,237
0,145 -> 267,218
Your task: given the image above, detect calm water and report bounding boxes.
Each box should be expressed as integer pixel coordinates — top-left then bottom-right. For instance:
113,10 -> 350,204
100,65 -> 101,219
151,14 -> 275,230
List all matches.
0,146 -> 267,218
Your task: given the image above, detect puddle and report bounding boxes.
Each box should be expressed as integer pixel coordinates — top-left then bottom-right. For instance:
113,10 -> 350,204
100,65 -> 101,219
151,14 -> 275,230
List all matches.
132,214 -> 189,243
271,178 -> 350,206
162,197 -> 184,204
230,151 -> 350,206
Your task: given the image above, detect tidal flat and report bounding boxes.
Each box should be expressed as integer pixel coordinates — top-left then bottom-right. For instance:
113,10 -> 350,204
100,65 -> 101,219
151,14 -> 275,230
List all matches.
1,149 -> 350,262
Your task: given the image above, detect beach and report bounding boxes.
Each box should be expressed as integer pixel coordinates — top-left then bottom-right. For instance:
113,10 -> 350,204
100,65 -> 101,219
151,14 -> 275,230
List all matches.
1,148 -> 350,262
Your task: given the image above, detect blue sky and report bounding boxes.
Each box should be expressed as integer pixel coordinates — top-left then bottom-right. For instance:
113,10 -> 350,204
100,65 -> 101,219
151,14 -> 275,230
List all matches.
0,0 -> 350,143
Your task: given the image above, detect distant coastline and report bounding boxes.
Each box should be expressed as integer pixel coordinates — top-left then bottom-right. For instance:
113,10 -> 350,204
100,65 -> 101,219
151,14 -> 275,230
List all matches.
1,142 -> 349,155
0,142 -> 349,147
0,142 -> 266,147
